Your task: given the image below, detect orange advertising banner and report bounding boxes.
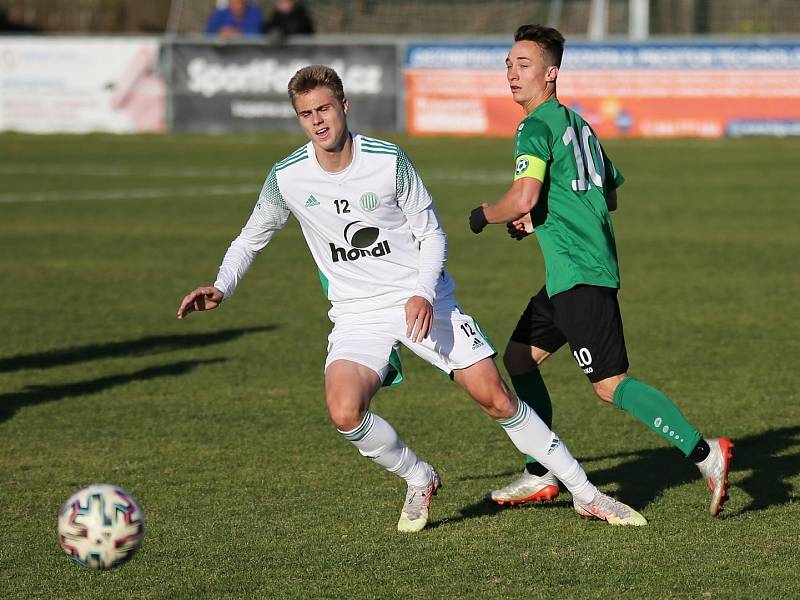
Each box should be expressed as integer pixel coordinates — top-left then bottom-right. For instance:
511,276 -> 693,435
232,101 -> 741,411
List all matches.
405,44 -> 800,138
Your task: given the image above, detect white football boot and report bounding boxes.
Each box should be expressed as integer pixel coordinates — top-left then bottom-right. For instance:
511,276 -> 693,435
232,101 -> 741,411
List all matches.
696,437 -> 734,516
397,468 -> 441,533
573,492 -> 648,526
489,469 -> 560,506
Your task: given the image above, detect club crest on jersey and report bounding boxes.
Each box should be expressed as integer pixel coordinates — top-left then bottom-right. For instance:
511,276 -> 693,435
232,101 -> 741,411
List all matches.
359,192 -> 380,212
330,221 -> 391,262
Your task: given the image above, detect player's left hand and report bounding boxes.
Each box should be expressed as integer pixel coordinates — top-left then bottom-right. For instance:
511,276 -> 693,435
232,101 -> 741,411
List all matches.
469,204 -> 489,234
507,214 -> 534,240
405,295 -> 433,342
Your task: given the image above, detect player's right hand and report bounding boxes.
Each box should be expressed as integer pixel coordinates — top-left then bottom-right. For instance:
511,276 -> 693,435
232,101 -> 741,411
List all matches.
177,286 -> 223,320
469,205 -> 489,234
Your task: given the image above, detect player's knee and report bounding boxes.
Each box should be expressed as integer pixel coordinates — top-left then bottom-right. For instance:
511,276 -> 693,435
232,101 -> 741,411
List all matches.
493,395 -> 518,420
476,387 -> 517,420
326,396 -> 365,431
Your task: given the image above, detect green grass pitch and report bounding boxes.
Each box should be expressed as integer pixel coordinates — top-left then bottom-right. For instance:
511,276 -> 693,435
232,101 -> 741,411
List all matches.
1,133 -> 798,598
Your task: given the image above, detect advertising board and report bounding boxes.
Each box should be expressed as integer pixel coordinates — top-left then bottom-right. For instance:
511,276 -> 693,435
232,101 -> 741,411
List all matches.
168,43 -> 398,133
0,37 -> 165,133
405,43 -> 800,138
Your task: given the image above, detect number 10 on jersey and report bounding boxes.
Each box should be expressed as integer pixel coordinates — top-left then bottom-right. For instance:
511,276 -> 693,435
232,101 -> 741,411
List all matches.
562,125 -> 606,192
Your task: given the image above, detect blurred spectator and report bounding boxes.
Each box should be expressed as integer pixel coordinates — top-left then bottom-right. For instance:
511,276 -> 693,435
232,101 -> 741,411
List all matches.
0,8 -> 41,34
206,0 -> 263,38
262,0 -> 315,37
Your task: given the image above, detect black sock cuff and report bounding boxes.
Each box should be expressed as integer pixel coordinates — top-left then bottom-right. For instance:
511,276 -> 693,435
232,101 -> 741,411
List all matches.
689,438 -> 710,463
525,462 -> 550,477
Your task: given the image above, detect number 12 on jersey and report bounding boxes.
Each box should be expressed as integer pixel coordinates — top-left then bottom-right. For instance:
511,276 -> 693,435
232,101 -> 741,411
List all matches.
562,125 -> 606,192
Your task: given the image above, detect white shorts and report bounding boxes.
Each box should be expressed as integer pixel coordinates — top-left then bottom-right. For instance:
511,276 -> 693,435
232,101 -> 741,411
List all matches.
324,298 -> 496,386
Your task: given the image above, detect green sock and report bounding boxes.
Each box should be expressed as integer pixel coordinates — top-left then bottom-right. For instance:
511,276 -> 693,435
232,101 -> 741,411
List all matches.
612,377 -> 702,456
510,370 -> 552,465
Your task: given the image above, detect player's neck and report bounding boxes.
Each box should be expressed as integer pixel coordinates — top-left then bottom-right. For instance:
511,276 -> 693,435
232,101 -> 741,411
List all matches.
314,132 -> 354,173
522,88 -> 557,115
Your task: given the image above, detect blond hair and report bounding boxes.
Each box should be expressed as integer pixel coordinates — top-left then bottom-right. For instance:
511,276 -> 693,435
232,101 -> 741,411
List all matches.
287,65 -> 345,107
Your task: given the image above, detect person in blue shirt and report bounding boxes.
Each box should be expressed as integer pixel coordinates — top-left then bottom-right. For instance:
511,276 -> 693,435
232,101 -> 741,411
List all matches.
206,0 -> 263,38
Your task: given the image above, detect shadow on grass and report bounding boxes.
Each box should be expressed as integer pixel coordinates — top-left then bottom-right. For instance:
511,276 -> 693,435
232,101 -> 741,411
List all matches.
0,358 -> 224,422
440,426 -> 800,527
576,425 -> 800,517
427,498 -> 574,530
0,326 -> 275,372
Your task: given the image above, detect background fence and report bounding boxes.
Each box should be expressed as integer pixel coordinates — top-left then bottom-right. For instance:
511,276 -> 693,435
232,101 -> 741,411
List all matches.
4,0 -> 800,36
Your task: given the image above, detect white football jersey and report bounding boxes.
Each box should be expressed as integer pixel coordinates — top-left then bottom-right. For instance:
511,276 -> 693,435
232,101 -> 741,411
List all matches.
214,134 -> 455,320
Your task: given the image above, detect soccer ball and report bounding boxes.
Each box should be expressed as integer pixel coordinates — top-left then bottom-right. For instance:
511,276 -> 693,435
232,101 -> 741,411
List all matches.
57,483 -> 145,570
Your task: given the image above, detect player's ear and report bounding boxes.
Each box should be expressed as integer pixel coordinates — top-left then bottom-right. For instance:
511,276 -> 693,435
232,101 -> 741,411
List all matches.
546,65 -> 559,82
342,97 -> 349,114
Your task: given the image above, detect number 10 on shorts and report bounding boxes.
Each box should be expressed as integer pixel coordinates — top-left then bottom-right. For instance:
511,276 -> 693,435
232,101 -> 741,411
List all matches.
573,347 -> 593,374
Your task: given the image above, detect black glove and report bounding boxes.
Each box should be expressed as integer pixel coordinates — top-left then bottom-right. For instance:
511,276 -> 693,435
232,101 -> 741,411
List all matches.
469,206 -> 488,234
507,222 -> 528,240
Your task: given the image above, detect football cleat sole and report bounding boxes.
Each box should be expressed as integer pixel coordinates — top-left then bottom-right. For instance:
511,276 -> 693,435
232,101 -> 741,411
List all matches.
490,484 -> 560,506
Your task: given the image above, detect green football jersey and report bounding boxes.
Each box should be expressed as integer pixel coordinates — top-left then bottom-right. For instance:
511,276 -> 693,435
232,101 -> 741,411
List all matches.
514,98 -> 625,297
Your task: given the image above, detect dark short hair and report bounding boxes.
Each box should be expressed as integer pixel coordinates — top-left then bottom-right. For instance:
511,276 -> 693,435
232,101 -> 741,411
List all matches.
287,65 -> 345,107
514,24 -> 565,67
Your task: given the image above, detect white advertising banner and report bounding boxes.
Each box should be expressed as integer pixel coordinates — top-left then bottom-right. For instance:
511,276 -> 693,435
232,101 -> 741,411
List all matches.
0,37 -> 166,133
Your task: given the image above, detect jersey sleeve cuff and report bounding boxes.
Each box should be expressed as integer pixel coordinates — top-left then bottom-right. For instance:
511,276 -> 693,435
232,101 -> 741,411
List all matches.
213,281 -> 232,300
413,289 -> 435,304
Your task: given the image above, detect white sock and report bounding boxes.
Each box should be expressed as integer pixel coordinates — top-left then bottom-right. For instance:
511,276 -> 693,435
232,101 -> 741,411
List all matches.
498,400 -> 596,504
338,411 -> 432,487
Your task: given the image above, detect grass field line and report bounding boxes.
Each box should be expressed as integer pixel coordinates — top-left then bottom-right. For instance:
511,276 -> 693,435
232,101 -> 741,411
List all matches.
0,184 -> 257,204
0,165 -> 259,178
0,164 -> 509,183
0,164 -> 510,185
427,170 -> 509,184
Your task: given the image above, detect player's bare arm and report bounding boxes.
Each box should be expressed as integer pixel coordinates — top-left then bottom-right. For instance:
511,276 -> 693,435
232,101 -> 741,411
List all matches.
469,176 -> 542,233
176,286 -> 224,319
405,295 -> 433,342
